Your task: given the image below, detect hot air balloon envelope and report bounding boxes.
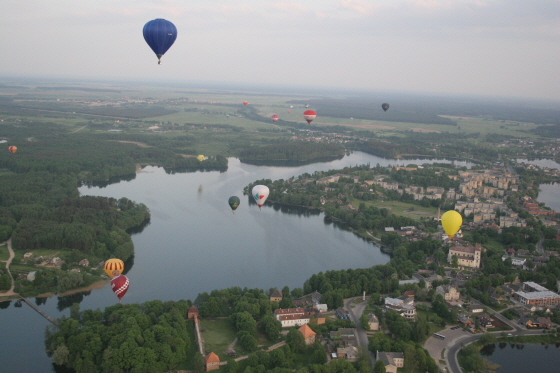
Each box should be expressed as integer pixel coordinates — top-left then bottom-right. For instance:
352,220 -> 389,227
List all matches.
143,19 -> 177,62
252,185 -> 270,209
442,210 -> 462,239
271,115 -> 279,123
111,275 -> 130,301
198,155 -> 205,162
243,101 -> 248,106
104,258 -> 124,278
8,146 -> 17,154
382,103 -> 390,112
228,196 -> 241,212
303,110 -> 317,124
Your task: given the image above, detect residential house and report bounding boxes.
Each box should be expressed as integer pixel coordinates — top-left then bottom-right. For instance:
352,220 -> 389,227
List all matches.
368,313 -> 379,331
435,285 -> 460,301
275,308 -> 311,327
384,297 -> 416,321
476,313 -> 493,328
376,351 -> 404,373
298,324 -> 316,345
329,328 -> 357,348
335,307 -> 350,320
269,288 -> 283,302
536,317 -> 552,329
337,346 -> 359,362
205,352 -> 220,371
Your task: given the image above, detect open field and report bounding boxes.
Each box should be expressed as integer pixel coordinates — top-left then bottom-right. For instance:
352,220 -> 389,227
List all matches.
349,198 -> 438,220
199,318 -> 279,361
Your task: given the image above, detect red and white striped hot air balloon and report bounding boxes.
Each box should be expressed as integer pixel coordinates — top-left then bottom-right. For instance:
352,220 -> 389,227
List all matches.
111,275 -> 130,302
303,110 -> 316,125
271,114 -> 279,123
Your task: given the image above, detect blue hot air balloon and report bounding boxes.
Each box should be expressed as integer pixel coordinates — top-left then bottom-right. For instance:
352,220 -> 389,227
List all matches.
143,19 -> 177,64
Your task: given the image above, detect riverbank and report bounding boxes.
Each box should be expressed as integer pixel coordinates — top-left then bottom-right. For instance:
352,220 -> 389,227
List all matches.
35,279 -> 110,298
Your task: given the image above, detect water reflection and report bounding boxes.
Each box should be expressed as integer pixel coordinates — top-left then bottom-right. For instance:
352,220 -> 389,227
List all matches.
57,291 -> 91,312
79,173 -> 137,189
241,155 -> 345,167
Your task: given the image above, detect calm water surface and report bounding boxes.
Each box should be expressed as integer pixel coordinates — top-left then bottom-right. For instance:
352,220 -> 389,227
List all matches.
0,152 -> 472,372
480,343 -> 560,373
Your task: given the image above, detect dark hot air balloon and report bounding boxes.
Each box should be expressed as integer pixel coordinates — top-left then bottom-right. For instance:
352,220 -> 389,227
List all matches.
143,19 -> 177,64
382,103 -> 390,112
8,146 -> 17,154
303,110 -> 316,125
111,275 -> 130,302
228,196 -> 240,213
271,114 -> 279,123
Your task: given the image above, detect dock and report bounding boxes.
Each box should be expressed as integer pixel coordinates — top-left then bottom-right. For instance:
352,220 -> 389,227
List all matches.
20,297 -> 59,327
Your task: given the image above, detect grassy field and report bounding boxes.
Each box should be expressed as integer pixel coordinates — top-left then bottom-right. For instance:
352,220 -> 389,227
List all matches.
349,198 -> 438,220
199,318 -> 239,361
199,318 -> 279,362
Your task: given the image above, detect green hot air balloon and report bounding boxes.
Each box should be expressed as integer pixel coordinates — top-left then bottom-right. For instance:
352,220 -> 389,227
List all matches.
228,196 -> 241,213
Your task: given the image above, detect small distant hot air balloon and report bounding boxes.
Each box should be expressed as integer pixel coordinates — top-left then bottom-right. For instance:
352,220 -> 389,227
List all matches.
303,110 -> 317,125
305,104 -> 309,108
243,101 -> 248,106
252,185 -> 270,210
441,210 -> 462,239
382,103 -> 390,112
228,196 -> 240,213
143,18 -> 177,65
198,155 -> 205,162
111,275 -> 130,302
8,146 -> 17,154
104,258 -> 124,278
271,114 -> 279,123
287,110 -> 291,113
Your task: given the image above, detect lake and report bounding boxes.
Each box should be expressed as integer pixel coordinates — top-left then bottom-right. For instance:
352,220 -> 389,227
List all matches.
0,152 -> 472,372
516,158 -> 560,212
480,343 -> 560,372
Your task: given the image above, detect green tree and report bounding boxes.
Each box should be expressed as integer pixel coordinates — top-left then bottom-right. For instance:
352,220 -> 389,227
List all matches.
286,328 -> 306,353
374,360 -> 386,373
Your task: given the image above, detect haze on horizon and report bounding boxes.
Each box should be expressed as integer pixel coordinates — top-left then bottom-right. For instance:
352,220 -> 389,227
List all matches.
1,0 -> 559,102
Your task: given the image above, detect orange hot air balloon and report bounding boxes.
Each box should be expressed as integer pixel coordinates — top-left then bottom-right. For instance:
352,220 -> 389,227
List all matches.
8,146 -> 17,154
271,114 -> 279,123
104,258 -> 125,278
303,110 -> 316,124
243,101 -> 248,106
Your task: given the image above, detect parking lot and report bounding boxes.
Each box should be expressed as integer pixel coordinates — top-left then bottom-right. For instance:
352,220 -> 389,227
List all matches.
425,325 -> 473,370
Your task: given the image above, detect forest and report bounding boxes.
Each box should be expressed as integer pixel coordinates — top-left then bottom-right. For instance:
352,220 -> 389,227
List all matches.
239,142 -> 345,162
0,120 -> 225,296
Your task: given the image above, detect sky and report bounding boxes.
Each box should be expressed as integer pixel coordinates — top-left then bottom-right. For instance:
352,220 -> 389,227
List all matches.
1,0 -> 559,101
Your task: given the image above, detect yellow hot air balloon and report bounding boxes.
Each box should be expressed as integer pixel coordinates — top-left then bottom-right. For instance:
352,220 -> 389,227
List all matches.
441,210 -> 462,239
197,155 -> 205,162
104,258 -> 124,278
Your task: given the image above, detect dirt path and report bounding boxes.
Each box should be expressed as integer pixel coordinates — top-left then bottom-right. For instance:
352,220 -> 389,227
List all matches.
0,238 -> 18,297
226,337 -> 238,353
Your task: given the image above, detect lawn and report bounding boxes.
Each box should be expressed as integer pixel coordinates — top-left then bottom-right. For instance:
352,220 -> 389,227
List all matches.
199,318 -> 282,362
349,198 -> 438,220
199,318 -> 245,362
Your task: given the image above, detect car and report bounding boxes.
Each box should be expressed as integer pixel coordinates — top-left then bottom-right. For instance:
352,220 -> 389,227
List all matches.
507,333 -> 512,336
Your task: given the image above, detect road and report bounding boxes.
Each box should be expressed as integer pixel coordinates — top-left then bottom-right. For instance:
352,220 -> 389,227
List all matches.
344,297 -> 376,365
536,232 -> 545,255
